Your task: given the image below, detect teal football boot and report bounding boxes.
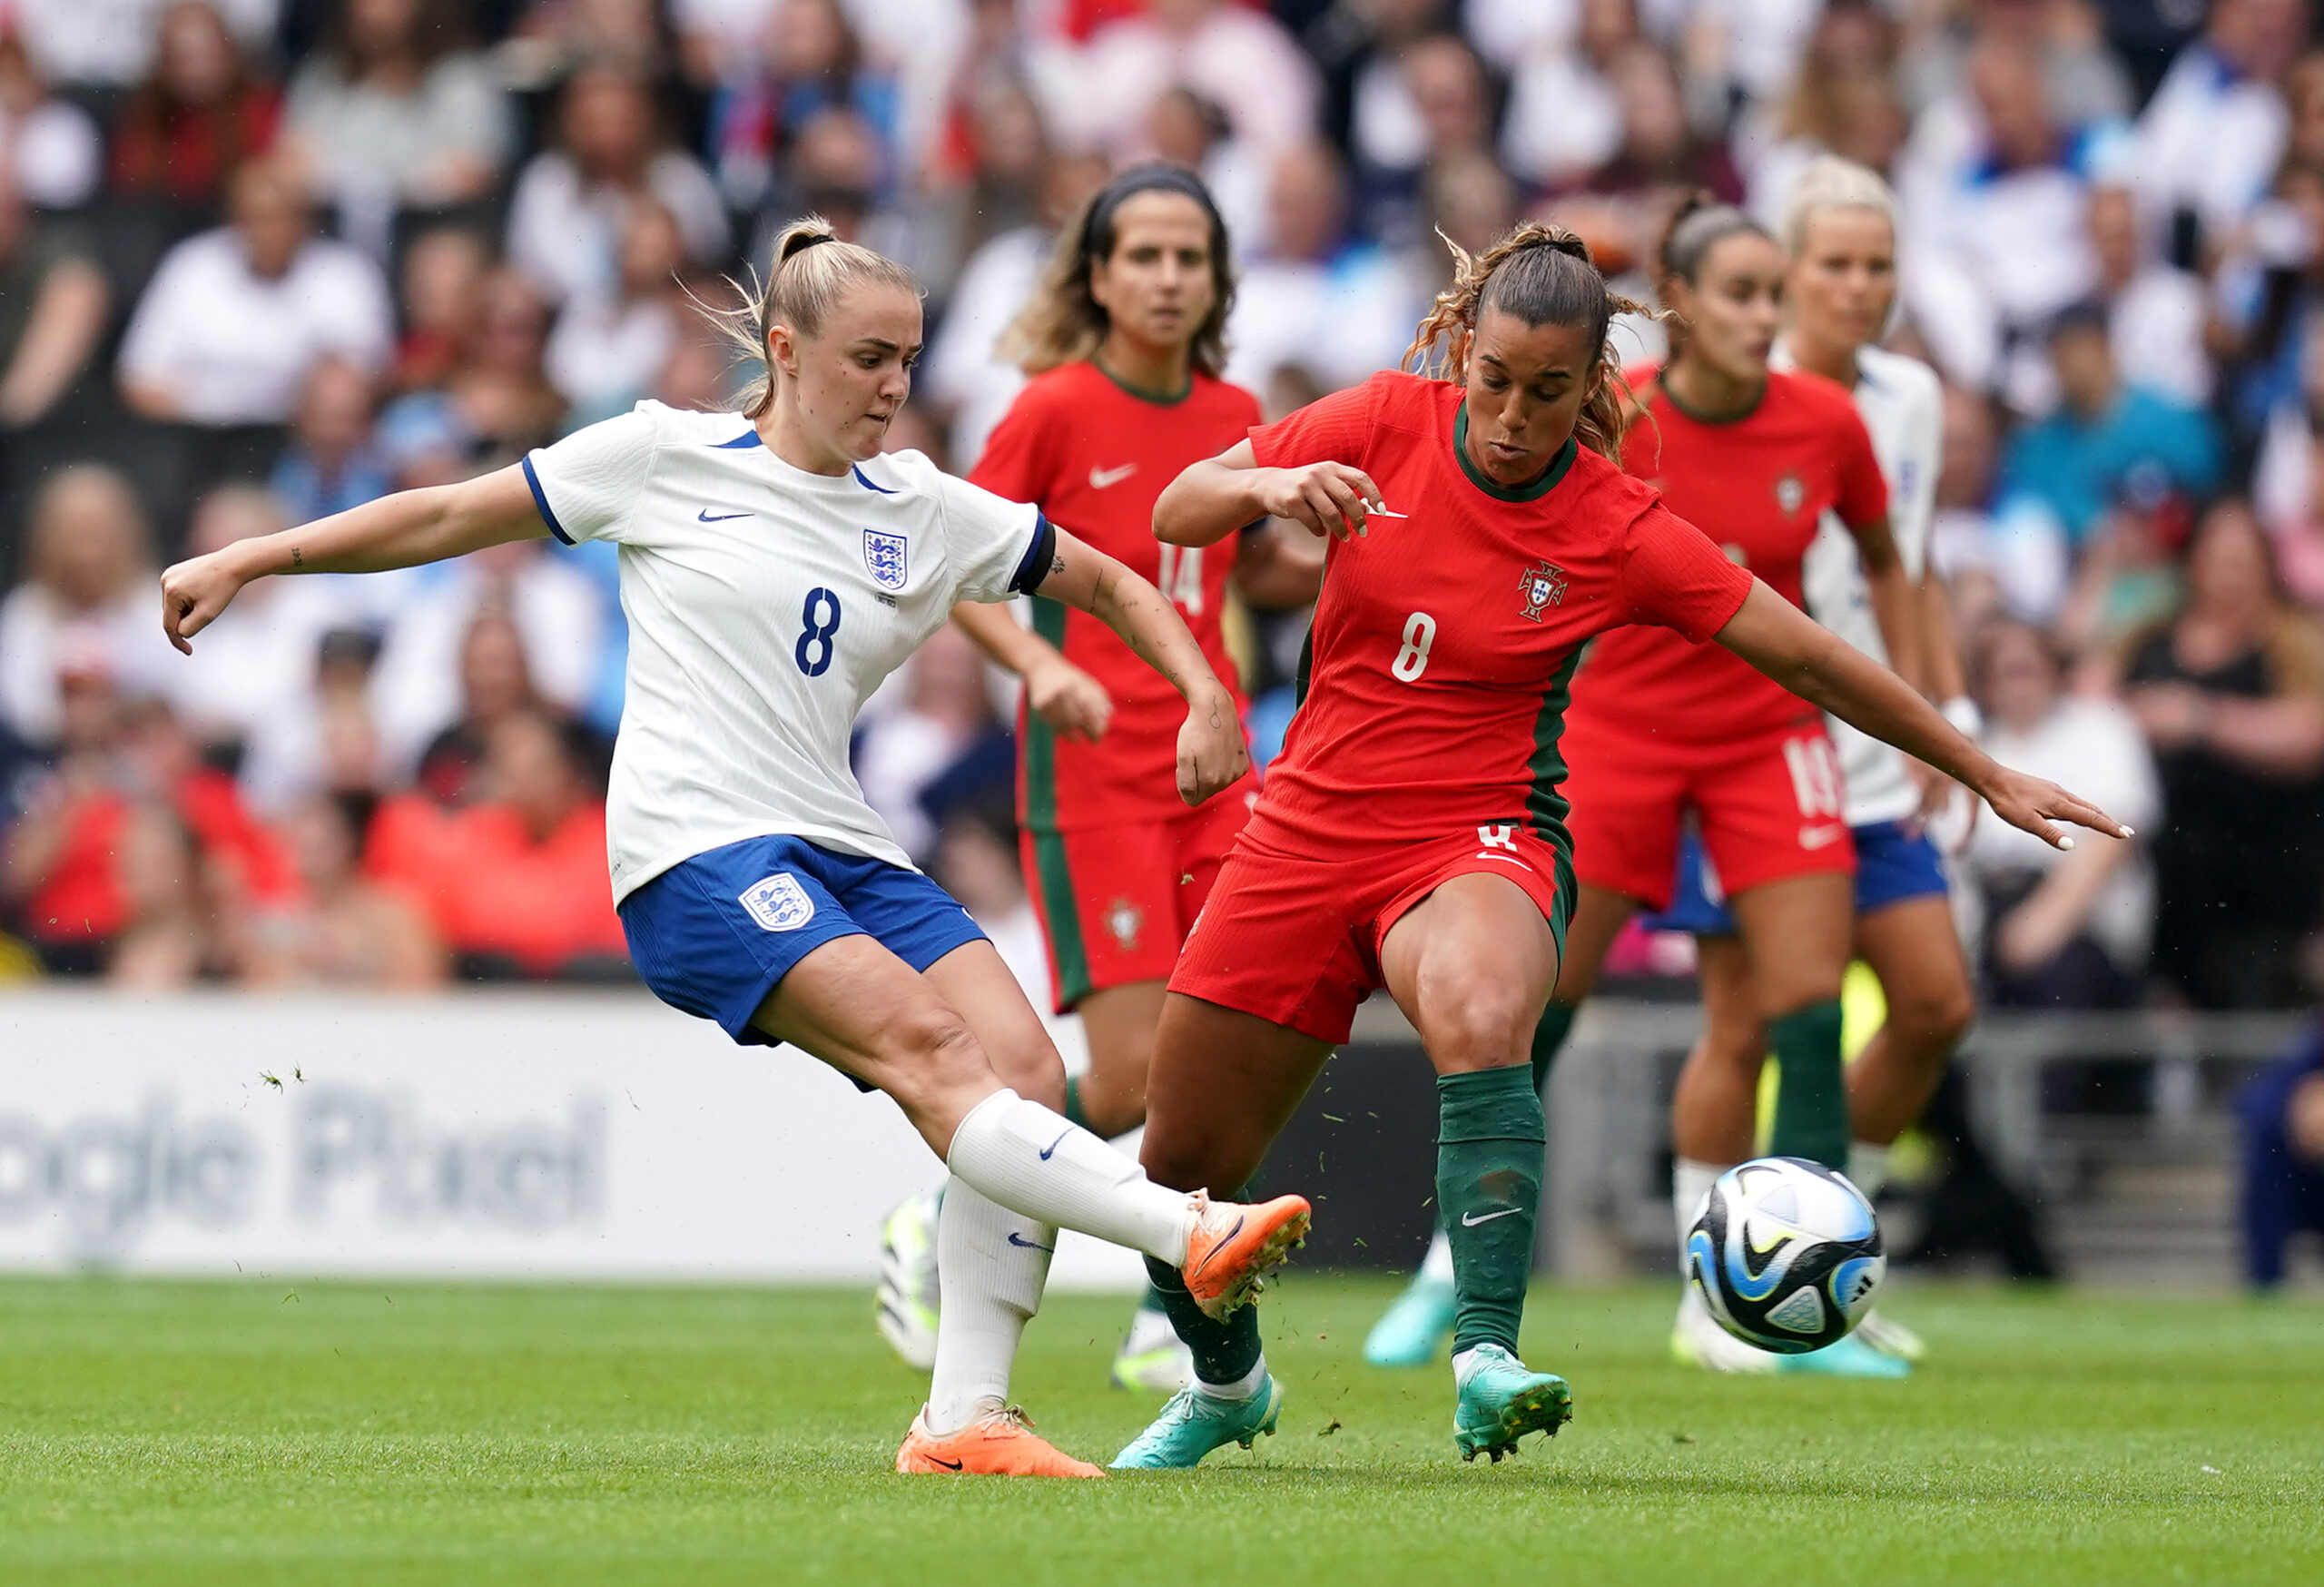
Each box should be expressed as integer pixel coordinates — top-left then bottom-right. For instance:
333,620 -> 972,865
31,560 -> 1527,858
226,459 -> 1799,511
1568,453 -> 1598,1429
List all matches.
1363,1275 -> 1457,1368
1452,1344 -> 1573,1462
1777,1333 -> 1912,1378
1110,1374 -> 1284,1469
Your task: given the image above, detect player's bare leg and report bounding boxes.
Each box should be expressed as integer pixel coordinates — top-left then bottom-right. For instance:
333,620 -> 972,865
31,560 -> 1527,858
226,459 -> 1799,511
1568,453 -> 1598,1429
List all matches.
1837,894 -> 1974,1363
753,937 -> 1304,1475
1379,872 -> 1574,1459
1116,997 -> 1330,1467
1366,880 -> 1635,1369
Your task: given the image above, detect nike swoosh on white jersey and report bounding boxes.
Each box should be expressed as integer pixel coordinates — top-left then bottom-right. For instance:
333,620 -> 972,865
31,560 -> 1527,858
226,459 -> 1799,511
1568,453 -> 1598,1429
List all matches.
1088,463 -> 1137,489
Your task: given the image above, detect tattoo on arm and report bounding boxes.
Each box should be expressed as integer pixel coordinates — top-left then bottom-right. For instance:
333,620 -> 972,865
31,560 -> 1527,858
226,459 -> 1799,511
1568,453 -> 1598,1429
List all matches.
290,547 -> 303,569
1050,553 -> 1065,577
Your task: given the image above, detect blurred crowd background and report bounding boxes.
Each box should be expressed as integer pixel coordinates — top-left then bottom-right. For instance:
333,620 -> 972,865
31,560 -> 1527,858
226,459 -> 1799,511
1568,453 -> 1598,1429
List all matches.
3,0 -> 2324,1034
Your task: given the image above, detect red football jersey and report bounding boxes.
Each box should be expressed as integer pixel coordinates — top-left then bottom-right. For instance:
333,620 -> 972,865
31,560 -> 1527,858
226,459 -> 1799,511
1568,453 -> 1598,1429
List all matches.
1571,367 -> 1887,743
1243,371 -> 1754,858
970,361 -> 1260,829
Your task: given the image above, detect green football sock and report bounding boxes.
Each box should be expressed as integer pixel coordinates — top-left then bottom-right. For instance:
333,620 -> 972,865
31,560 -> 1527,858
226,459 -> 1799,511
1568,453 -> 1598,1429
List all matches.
1766,998 -> 1847,1168
1438,1065 -> 1545,1356
1530,1000 -> 1578,1096
1062,1075 -> 1090,1131
1142,1256 -> 1260,1385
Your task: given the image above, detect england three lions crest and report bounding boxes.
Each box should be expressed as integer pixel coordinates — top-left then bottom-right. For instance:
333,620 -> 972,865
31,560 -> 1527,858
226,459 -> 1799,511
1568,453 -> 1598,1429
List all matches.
863,530 -> 909,591
1518,560 -> 1568,622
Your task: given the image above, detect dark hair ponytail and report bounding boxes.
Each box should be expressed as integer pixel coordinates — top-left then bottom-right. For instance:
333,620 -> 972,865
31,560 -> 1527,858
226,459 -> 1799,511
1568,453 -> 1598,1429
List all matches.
1403,222 -> 1656,462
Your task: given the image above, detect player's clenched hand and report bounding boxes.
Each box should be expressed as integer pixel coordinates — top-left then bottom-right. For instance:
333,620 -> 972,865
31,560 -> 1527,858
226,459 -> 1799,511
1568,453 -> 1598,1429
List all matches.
1256,462 -> 1383,541
1175,686 -> 1250,805
160,553 -> 248,655
1975,764 -> 2132,852
1025,653 -> 1112,743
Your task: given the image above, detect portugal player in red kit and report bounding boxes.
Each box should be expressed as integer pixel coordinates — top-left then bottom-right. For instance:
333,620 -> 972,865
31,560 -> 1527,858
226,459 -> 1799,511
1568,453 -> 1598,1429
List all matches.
873,167 -> 1320,1390
1109,223 -> 2129,1470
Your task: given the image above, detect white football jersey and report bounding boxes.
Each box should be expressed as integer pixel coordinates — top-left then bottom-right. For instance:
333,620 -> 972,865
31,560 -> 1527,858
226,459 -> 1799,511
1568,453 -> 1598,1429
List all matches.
524,401 -> 1049,902
1776,343 -> 1942,827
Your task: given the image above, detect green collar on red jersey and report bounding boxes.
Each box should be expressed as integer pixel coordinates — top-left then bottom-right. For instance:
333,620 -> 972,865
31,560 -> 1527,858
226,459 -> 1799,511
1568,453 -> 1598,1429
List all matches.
1655,370 -> 1767,426
1453,403 -> 1577,502
1091,356 -> 1193,406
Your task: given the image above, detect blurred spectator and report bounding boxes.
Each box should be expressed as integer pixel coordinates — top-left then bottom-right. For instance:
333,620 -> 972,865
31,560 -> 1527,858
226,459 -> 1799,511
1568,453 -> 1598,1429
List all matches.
376,267 -> 566,480
1963,616 -> 2160,1007
855,623 -> 1004,864
921,146 -> 1106,468
107,1 -> 283,210
1146,83 -> 1264,264
504,0 -> 677,87
4,689 -> 290,975
2083,182 -> 2211,409
506,64 -> 727,307
1581,43 -> 1744,213
378,567 -> 601,796
269,355 -> 391,521
244,789 -> 445,986
1039,0 -> 1319,168
1225,141 -> 1418,395
0,466 -> 178,744
2123,501 -> 2324,1008
1996,303 -> 2221,551
163,483 -> 396,803
545,200 -> 690,422
2236,1018 -> 2324,1287
2130,0 -> 2304,255
375,707 -> 626,979
0,28 -> 103,208
1744,0 -> 1907,229
1499,0 -> 1633,193
281,0 -> 512,251
1899,0 -> 2133,137
10,0 -> 275,90
0,168 -> 109,429
388,222 -> 488,394
116,157 -> 393,424
2053,492 -> 2185,659
1899,34 -> 2122,402
704,0 -> 901,215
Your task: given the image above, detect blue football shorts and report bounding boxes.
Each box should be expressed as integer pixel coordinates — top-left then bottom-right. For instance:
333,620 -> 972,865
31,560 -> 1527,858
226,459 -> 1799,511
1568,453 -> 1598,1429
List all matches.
1641,818 -> 1949,936
618,833 -> 987,1046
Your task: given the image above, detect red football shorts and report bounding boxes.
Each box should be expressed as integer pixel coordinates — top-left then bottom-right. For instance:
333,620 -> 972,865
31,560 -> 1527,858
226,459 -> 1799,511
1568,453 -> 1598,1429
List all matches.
1020,792 -> 1255,1010
1167,823 -> 1577,1046
1560,715 -> 1856,911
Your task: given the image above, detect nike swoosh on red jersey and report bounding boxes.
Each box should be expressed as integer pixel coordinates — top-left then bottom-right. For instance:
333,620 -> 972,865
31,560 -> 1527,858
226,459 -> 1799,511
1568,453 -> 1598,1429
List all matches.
1797,824 -> 1848,850
1088,463 -> 1137,488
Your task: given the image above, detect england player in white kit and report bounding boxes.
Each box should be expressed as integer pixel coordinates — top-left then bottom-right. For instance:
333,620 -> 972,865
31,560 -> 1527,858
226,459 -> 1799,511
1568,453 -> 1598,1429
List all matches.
1651,158 -> 1978,1375
159,219 -> 1315,1478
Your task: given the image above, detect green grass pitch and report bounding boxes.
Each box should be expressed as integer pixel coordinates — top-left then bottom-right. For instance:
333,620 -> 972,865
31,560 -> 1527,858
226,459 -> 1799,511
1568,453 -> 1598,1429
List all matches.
1,1274 -> 2318,1585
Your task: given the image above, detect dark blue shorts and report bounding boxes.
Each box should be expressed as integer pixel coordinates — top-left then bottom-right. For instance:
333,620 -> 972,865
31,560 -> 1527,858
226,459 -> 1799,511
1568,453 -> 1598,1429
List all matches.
1642,819 -> 1949,936
618,833 -> 987,1046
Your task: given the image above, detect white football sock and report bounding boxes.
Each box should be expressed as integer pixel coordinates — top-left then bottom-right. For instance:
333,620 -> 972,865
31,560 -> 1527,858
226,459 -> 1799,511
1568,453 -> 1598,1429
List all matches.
1418,1227 -> 1455,1284
1672,1158 -> 1729,1266
944,1089 -> 1196,1266
1191,1355 -> 1267,1402
924,1176 -> 1052,1437
1847,1141 -> 1891,1199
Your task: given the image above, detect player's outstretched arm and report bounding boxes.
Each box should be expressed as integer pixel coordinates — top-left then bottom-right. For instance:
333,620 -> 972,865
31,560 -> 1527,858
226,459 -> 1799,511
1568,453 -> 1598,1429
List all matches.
1715,580 -> 2131,851
949,598 -> 1113,744
1155,439 -> 1383,547
161,465 -> 547,654
1032,526 -> 1247,804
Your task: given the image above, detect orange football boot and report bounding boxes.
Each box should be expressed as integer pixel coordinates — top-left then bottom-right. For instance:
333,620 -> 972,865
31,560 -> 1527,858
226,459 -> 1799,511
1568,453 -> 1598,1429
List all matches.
1181,1191 -> 1313,1320
895,1405 -> 1105,1478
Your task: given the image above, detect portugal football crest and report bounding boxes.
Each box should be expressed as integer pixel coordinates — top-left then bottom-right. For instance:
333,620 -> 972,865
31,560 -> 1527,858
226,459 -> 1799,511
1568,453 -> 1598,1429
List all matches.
1518,560 -> 1568,622
1106,898 -> 1145,951
1774,473 -> 1806,516
863,529 -> 909,590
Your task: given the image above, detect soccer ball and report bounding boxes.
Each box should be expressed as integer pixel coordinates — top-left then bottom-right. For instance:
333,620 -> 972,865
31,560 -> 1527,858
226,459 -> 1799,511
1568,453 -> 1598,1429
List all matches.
1685,1157 -> 1885,1355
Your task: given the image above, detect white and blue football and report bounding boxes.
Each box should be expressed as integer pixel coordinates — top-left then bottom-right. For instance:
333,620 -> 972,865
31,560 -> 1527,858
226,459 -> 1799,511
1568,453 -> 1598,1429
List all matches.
1685,1157 -> 1885,1354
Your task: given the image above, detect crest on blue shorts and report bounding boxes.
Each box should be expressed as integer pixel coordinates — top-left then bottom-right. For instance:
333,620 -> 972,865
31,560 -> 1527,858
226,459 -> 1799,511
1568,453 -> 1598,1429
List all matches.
863,529 -> 909,590
739,872 -> 815,932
